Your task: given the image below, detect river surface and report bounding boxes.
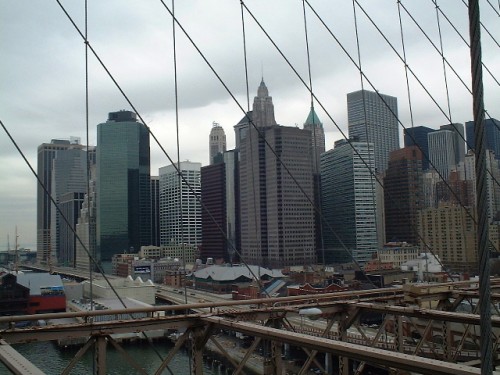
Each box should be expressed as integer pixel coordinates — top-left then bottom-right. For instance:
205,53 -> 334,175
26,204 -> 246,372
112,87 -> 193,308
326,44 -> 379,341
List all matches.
2,340 -> 218,375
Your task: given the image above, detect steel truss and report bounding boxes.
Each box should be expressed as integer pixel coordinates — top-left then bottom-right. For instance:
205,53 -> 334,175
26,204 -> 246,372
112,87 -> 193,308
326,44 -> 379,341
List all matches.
1,279 -> 499,374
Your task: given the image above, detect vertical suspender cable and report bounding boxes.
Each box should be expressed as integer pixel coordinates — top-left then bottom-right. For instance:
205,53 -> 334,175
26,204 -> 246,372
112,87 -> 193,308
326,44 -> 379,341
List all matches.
434,0 -> 453,123
240,1 -> 250,114
240,1 -> 262,271
84,0 -> 93,313
469,1 -> 492,375
301,0 -> 325,268
352,0 -> 379,265
83,2 -> 96,374
170,1 -> 191,373
397,0 -> 415,129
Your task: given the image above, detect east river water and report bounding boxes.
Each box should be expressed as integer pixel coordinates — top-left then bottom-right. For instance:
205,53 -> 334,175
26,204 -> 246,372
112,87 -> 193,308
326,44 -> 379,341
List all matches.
3,340 -> 218,375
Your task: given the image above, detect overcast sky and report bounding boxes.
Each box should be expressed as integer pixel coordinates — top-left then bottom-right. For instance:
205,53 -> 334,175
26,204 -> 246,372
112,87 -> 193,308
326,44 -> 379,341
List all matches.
0,1 -> 498,251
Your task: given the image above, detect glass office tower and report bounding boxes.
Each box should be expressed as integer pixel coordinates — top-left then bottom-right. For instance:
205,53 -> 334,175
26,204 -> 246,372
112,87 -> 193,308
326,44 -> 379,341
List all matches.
96,110 -> 151,262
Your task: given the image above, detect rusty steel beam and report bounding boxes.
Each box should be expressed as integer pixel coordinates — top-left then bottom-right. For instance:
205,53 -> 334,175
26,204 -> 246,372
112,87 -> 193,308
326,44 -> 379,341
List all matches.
0,315 -> 200,344
350,302 -> 500,326
0,339 -> 45,375
204,316 -> 480,375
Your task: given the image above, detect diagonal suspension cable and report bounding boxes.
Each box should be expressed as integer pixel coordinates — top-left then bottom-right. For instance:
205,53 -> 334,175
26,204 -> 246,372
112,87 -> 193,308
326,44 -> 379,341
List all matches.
433,0 -> 499,85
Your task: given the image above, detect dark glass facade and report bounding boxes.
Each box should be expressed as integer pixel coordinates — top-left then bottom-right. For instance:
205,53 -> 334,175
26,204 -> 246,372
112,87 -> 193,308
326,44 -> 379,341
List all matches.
201,162 -> 227,262
96,111 -> 151,261
466,118 -> 500,159
403,126 -> 435,171
383,146 -> 423,245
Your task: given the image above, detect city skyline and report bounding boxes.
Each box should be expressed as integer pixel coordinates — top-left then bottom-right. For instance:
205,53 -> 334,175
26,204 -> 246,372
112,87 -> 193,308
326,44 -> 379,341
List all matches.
1,1 -> 499,250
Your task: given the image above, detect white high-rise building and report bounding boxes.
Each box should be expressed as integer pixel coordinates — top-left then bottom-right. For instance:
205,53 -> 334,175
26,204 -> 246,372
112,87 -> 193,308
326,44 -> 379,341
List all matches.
321,138 -> 378,265
209,122 -> 226,164
347,89 -> 399,173
159,161 -> 201,247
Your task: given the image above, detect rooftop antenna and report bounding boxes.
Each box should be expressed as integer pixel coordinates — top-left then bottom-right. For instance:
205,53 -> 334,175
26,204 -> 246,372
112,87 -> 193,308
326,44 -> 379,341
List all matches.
14,226 -> 19,273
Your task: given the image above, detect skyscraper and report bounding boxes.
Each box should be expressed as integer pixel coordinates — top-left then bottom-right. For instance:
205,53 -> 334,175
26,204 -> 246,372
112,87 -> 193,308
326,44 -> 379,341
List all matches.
465,118 -> 500,158
234,111 -> 252,150
209,122 -> 226,165
303,107 -> 326,262
159,161 -> 201,247
321,138 -> 378,265
303,107 -> 325,175
201,160 -> 227,262
96,110 -> 151,262
440,123 -> 465,165
75,166 -> 96,270
37,139 -> 93,265
150,176 -> 160,247
384,146 -> 423,245
58,192 -> 85,267
347,89 -> 399,173
50,144 -> 94,265
239,80 -> 316,268
428,125 -> 465,180
404,126 -> 435,170
201,149 -> 240,263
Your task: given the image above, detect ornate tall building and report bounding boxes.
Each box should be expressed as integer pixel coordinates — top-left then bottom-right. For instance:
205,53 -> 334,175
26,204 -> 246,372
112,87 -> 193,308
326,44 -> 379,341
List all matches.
209,122 -> 226,165
303,107 -> 325,175
303,107 -> 325,262
239,80 -> 316,268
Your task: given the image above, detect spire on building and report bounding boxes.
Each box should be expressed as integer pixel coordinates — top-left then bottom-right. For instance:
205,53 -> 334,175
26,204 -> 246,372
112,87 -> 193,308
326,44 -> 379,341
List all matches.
257,78 -> 269,98
303,106 -> 325,174
304,106 -> 323,128
252,79 -> 276,128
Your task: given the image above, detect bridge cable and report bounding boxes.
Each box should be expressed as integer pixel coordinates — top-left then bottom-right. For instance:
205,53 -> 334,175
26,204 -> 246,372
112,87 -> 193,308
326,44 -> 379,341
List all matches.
434,0 -> 454,123
352,0 -> 381,266
170,1 -> 192,373
83,1 -> 96,374
301,0 -> 326,268
239,0 -> 265,278
468,1 -> 493,374
240,1 -> 251,114
397,0 -> 416,129
463,0 -> 500,48
432,1 -> 499,86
